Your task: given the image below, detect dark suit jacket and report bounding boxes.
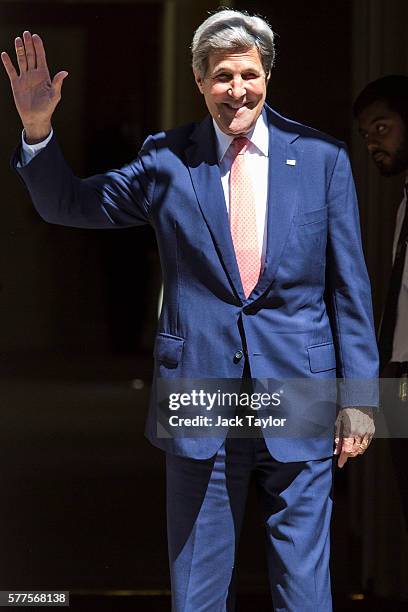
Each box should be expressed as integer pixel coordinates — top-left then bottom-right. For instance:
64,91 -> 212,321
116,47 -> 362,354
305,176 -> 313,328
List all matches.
14,104 -> 379,461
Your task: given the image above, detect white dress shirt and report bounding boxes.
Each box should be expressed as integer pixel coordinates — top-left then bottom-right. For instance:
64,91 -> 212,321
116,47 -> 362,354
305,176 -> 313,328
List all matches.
21,113 -> 271,269
213,112 -> 269,268
391,185 -> 408,362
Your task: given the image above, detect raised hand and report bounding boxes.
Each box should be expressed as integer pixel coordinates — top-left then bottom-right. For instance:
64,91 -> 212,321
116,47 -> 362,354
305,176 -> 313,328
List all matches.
1,31 -> 68,143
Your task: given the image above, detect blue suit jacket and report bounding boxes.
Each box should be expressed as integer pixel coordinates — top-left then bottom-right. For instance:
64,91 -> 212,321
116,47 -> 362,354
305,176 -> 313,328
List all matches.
15,105 -> 379,461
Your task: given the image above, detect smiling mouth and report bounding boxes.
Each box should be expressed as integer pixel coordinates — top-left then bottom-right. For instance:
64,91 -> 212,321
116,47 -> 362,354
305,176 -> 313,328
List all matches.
223,103 -> 248,111
373,151 -> 387,163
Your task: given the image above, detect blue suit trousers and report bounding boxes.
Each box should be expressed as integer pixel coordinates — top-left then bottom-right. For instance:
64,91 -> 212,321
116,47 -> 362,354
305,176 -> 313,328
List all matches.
166,435 -> 334,611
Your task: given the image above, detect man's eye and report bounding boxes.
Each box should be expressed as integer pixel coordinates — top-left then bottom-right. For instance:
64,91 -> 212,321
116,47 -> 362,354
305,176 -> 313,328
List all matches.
243,73 -> 258,80
377,124 -> 387,133
215,74 -> 230,82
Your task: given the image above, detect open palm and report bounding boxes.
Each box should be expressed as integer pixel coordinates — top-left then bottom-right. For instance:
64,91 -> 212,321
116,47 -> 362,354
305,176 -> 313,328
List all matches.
1,31 -> 67,135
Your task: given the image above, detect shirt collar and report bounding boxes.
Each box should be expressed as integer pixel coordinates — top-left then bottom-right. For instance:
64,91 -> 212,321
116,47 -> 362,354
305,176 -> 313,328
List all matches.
212,109 -> 269,162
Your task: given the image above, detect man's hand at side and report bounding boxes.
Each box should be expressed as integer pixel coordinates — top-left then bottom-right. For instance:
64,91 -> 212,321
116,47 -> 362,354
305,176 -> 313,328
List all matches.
334,407 -> 375,468
1,31 -> 68,143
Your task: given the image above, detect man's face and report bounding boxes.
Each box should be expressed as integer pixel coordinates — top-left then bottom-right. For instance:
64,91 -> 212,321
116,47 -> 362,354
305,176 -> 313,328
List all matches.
194,46 -> 269,136
357,100 -> 408,177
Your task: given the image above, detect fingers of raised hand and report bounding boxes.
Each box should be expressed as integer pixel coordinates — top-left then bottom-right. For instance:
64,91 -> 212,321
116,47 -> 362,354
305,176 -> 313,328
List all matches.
32,33 -> 47,70
2,32 -> 47,82
23,31 -> 36,70
13,32 -> 44,75
14,36 -> 27,73
1,51 -> 17,82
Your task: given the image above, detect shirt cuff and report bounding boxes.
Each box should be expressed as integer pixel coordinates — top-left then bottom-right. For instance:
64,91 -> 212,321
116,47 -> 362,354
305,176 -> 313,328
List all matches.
19,128 -> 54,166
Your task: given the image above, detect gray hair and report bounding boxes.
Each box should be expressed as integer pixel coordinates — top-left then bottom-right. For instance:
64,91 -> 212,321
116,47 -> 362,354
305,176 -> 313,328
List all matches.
191,9 -> 275,80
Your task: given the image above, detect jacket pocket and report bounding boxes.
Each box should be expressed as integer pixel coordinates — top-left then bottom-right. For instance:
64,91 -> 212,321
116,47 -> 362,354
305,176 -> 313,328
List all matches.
307,342 -> 336,373
154,333 -> 185,366
295,206 -> 328,226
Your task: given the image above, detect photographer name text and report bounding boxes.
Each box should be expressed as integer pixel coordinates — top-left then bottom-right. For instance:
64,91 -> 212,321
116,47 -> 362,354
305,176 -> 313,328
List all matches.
168,415 -> 287,428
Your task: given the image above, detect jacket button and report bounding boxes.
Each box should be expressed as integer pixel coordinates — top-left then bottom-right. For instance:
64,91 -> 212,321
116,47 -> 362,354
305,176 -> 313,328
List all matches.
234,350 -> 244,361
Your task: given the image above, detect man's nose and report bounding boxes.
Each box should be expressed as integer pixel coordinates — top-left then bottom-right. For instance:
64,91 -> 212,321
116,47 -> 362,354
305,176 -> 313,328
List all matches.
366,135 -> 380,152
229,79 -> 246,98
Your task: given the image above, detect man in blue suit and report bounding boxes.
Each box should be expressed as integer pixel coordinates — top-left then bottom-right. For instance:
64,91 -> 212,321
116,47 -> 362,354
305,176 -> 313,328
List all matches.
2,9 -> 378,611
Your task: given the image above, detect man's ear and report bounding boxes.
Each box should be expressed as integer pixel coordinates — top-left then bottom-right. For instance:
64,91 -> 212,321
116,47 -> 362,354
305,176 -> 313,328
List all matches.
194,70 -> 204,94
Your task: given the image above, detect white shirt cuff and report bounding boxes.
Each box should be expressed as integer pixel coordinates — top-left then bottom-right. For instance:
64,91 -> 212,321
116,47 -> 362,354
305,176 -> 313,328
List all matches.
19,128 -> 54,166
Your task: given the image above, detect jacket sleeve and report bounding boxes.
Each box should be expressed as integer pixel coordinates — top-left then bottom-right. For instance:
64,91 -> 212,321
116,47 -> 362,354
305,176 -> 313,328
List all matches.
12,133 -> 156,228
326,145 -> 379,407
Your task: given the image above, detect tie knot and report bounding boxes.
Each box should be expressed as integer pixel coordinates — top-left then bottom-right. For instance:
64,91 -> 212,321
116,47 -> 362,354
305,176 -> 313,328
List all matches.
231,137 -> 250,156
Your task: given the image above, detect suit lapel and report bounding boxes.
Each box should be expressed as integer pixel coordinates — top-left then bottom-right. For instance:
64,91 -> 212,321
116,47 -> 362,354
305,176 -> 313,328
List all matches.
185,116 -> 245,300
250,107 -> 301,301
185,108 -> 301,303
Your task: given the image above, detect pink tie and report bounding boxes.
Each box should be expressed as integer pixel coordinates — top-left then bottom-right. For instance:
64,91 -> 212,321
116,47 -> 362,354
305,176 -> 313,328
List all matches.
229,137 -> 261,298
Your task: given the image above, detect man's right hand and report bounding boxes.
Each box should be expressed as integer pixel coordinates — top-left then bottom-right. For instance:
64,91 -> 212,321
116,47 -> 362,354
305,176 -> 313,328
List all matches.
1,31 -> 68,144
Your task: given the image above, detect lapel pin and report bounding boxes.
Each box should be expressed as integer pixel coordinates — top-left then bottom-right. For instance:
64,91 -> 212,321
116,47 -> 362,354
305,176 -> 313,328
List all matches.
286,159 -> 297,166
